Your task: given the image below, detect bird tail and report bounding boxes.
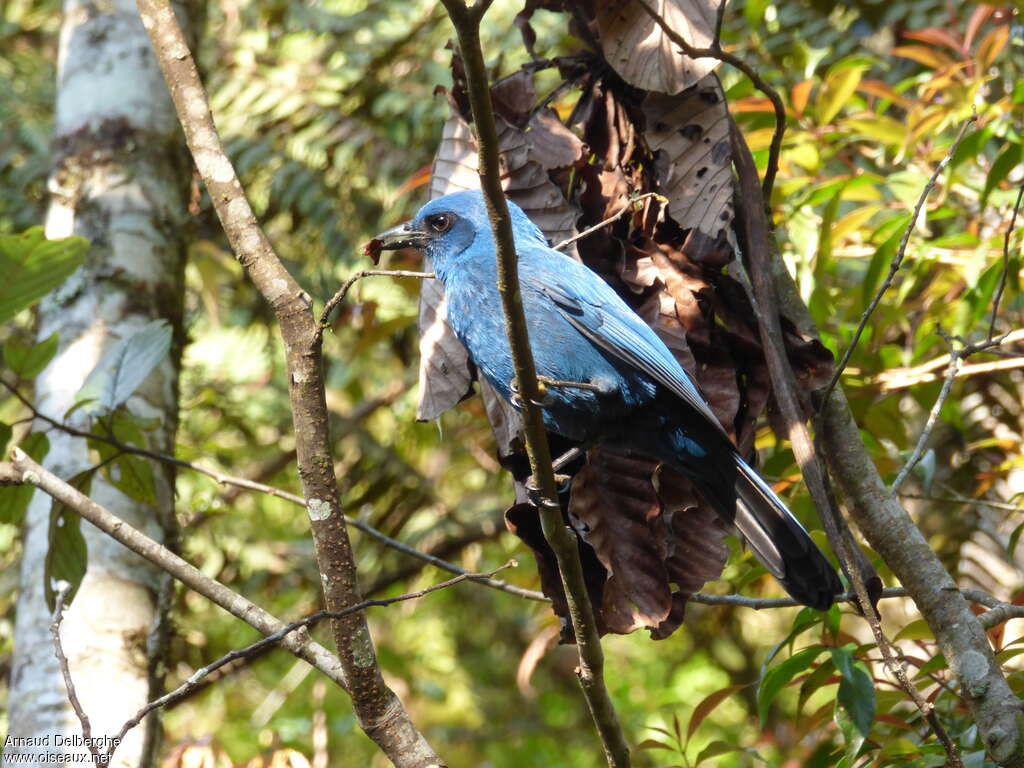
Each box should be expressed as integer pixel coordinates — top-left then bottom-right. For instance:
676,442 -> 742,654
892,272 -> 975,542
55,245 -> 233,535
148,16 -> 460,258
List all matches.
730,457 -> 842,610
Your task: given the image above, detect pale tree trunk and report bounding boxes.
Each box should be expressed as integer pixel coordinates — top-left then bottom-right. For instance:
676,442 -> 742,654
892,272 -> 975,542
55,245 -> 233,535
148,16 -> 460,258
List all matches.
5,1 -> 191,766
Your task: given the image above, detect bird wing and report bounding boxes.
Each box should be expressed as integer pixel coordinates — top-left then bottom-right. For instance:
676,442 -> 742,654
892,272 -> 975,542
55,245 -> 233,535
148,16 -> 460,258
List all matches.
519,253 -> 728,438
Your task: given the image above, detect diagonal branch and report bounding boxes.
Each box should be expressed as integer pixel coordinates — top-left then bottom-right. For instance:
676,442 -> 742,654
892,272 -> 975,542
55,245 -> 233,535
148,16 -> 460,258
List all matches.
438,1 -> 631,766
7,450 -> 346,687
133,1 -> 440,764
1,380 -> 546,603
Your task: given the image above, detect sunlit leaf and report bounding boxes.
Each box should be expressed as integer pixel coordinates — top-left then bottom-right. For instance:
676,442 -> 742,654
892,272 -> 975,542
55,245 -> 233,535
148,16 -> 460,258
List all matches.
758,645 -> 827,724
0,229 -> 88,325
4,331 -> 59,379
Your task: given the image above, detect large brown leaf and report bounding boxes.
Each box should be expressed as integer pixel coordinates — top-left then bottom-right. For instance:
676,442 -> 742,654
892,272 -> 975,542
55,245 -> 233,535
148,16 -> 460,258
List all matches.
567,449 -> 672,634
643,75 -> 734,263
596,0 -> 721,95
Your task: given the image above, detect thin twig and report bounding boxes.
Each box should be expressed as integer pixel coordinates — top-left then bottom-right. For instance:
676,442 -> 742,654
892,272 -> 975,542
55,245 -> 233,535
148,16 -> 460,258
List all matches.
10,449 -> 346,683
50,584 -> 105,767
892,333 -> 960,493
899,492 -> 1023,514
96,564 -> 515,765
551,192 -> 664,252
632,0 -> 787,200
822,115 -> 977,408
439,1 -> 631,765
988,183 -> 1024,340
319,269 -> 435,333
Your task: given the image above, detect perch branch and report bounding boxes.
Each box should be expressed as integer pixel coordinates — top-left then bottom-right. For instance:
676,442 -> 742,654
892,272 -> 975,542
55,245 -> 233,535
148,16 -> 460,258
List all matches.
439,1 -> 631,765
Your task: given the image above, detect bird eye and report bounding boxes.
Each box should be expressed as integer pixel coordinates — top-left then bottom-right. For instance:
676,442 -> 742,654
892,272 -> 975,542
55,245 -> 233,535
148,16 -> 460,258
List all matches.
426,213 -> 453,233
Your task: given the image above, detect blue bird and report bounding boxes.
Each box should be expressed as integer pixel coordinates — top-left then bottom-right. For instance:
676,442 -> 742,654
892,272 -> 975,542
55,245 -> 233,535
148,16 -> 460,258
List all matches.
375,189 -> 842,610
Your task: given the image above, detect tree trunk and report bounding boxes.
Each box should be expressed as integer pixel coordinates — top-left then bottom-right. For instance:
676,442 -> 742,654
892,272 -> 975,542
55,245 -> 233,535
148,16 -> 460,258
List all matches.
5,1 -> 191,766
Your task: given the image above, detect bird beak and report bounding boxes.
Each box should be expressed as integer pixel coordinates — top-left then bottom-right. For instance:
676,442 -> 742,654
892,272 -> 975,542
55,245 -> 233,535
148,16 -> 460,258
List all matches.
373,221 -> 430,251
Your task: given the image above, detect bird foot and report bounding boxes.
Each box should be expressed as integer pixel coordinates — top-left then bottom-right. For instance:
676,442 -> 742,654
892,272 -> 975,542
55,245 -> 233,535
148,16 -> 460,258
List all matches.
523,473 -> 572,508
509,378 -> 553,409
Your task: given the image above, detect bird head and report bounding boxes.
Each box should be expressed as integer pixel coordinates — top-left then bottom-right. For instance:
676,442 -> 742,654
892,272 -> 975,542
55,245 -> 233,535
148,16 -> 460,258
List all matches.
373,190 -> 546,277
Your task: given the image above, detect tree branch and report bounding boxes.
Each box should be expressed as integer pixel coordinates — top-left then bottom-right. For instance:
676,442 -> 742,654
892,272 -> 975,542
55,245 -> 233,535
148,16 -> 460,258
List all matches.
438,2 -> 631,765
7,450 -> 346,685
2,379 -> 547,603
133,4 -> 441,761
770,259 -> 1024,768
730,120 -> 964,766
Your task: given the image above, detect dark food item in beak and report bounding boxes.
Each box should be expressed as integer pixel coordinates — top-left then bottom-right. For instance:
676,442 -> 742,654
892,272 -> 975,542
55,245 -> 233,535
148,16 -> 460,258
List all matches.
364,221 -> 430,264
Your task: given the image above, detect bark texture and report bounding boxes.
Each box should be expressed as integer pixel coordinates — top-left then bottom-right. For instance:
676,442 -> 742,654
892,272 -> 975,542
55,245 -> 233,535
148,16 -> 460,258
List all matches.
5,1 -> 190,766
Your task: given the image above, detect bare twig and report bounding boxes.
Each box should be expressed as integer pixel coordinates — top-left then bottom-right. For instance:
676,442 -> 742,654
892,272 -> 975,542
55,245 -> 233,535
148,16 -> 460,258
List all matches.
879,347 -> 1024,391
632,0 -> 786,200
551,193 -> 664,253
50,584 -> 105,767
731,118 -> 964,767
319,269 -> 435,333
989,183 -> 1024,340
892,333 -> 960,493
822,115 -> 977,408
135,2 -> 439,760
439,1 -> 631,765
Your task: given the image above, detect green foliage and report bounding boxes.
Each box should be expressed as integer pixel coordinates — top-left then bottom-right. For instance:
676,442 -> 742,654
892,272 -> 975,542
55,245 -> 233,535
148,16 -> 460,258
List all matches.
0,228 -> 87,324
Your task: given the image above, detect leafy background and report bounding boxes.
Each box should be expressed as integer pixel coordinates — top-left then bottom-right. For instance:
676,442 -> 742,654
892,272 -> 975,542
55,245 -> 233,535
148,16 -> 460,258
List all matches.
1,0 -> 1023,766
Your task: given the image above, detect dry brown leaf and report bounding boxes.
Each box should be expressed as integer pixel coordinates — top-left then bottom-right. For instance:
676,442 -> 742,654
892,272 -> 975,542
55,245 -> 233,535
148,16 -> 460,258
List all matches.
596,0 -> 721,95
568,449 -> 673,633
643,75 -> 734,259
415,275 -> 473,421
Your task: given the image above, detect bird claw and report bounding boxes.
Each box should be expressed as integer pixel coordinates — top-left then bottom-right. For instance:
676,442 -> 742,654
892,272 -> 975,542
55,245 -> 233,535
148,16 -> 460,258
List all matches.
509,378 -> 553,409
524,473 -> 572,509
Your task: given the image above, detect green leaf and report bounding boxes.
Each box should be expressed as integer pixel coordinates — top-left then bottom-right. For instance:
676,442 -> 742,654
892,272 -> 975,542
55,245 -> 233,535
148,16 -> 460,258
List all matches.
44,469 -> 92,610
0,432 -> 50,524
982,142 -> 1022,208
862,214 -> 912,309
0,421 -> 11,455
1008,521 -> 1024,559
758,645 -> 827,724
894,619 -> 933,641
816,62 -> 869,125
798,656 -> 837,713
764,607 -> 823,666
77,320 -> 172,414
830,646 -> 875,737
696,740 -> 742,764
89,410 -> 158,505
5,331 -> 59,378
636,739 -> 674,752
0,229 -> 88,325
